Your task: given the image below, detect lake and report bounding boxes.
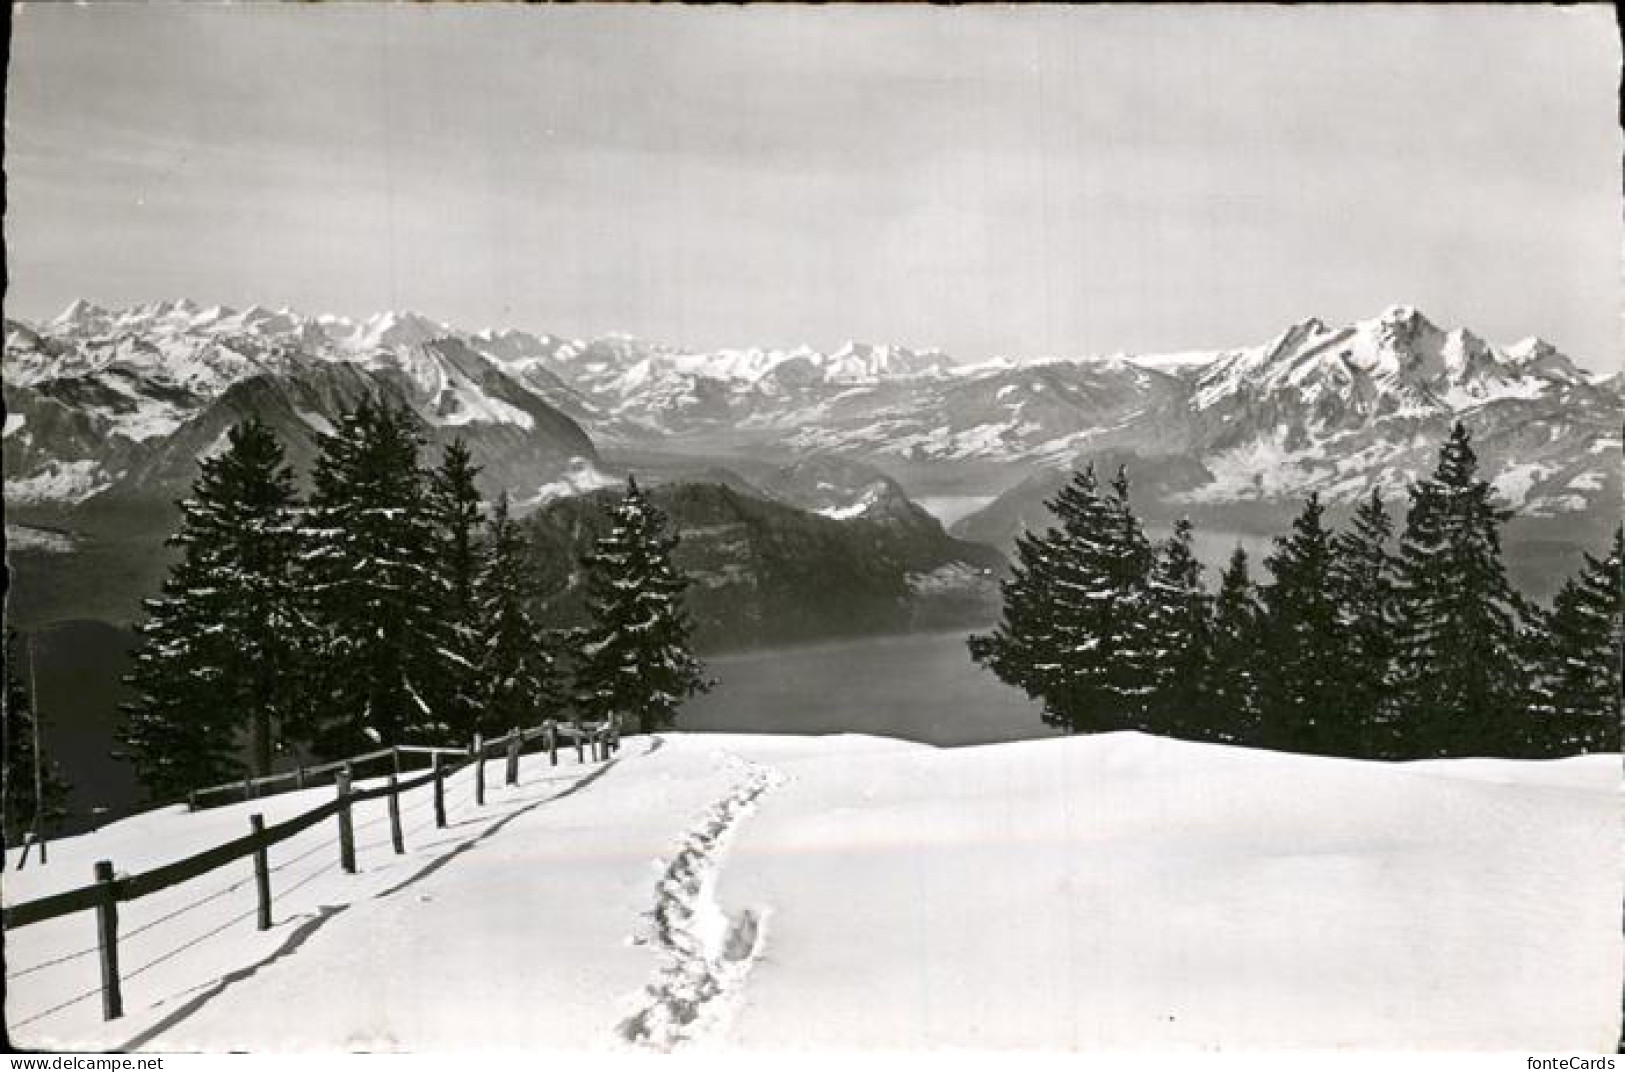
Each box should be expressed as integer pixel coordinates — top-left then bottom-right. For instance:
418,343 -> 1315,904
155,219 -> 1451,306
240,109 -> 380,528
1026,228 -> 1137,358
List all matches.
679,629 -> 1063,747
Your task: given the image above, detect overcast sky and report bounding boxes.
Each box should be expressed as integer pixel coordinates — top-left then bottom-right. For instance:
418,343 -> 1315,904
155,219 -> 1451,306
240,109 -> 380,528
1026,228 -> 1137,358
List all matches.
7,4 -> 1620,368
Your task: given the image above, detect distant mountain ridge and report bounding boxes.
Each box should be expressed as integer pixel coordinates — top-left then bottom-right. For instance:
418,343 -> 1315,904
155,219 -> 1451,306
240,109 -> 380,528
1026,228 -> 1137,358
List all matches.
522,480 -> 1002,650
4,301 -> 602,522
5,299 -> 1617,531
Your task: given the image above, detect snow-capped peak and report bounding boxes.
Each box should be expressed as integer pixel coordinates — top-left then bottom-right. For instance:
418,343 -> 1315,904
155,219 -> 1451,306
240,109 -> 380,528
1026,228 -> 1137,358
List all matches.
51,298 -> 112,332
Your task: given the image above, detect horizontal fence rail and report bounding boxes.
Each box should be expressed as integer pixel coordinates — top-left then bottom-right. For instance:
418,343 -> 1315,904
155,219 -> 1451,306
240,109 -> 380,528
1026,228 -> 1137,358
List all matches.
186,744 -> 462,809
3,715 -> 622,1025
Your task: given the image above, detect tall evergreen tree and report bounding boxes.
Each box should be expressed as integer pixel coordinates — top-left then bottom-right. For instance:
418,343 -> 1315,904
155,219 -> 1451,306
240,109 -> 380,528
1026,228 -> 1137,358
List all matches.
1330,490 -> 1402,757
1144,518 -> 1213,739
1391,423 -> 1531,757
302,397 -> 450,755
477,493 -> 567,733
573,477 -> 710,734
970,464 -> 1157,733
428,438 -> 487,741
1208,547 -> 1263,744
3,630 -> 71,847
1532,527 -> 1622,754
1257,493 -> 1344,754
122,418 -> 306,798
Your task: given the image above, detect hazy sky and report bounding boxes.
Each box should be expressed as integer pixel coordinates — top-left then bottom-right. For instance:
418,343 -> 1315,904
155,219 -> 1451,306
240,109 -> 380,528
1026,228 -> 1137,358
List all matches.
7,3 -> 1621,368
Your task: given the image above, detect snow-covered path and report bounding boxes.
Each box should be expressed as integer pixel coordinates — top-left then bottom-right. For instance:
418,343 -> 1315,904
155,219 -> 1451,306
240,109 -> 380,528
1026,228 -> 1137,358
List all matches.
6,737 -> 756,1050
5,732 -> 1620,1051
619,754 -> 786,1051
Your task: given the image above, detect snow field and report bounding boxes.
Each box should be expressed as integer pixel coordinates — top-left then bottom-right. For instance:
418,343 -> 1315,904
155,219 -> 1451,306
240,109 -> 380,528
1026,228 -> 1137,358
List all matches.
714,734 -> 1621,1050
4,731 -> 1620,1051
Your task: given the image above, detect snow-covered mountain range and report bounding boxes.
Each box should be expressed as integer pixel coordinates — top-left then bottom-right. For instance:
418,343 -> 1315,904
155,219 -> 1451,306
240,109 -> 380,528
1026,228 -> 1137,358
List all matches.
4,299 -> 1617,535
4,300 -> 599,513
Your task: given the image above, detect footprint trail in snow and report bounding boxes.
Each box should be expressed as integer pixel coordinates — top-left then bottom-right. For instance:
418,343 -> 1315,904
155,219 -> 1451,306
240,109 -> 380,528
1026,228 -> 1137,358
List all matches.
618,754 -> 786,1051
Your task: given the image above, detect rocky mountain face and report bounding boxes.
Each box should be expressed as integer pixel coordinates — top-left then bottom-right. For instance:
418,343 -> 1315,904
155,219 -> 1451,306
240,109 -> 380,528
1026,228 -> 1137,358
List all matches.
947,308 -> 1619,595
4,302 -> 599,536
521,481 -> 1003,650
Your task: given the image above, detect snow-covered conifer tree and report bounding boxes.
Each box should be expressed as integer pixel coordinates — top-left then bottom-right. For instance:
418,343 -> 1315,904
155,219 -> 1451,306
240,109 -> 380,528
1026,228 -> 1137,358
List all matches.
1329,489 -> 1401,757
1530,526 -> 1622,754
1144,518 -> 1213,739
1391,423 -> 1532,757
970,464 -> 1156,733
477,493 -> 567,733
573,478 -> 710,734
1257,493 -> 1344,755
428,438 -> 487,741
302,398 -> 451,755
1208,547 -> 1263,744
122,417 -> 306,796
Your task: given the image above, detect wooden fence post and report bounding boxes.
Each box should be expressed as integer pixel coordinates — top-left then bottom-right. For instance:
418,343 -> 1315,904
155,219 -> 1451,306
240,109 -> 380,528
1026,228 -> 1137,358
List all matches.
387,775 -> 404,855
335,767 -> 356,874
243,778 -> 255,802
250,814 -> 272,931
574,722 -> 585,764
474,733 -> 486,806
505,728 -> 521,786
188,790 -> 198,812
295,765 -> 307,791
548,722 -> 559,767
433,752 -> 447,829
392,746 -> 402,778
94,860 -> 123,1021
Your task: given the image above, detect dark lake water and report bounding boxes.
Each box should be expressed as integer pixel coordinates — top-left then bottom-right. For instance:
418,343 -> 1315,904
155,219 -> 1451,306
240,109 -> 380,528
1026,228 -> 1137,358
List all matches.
679,629 -> 1063,747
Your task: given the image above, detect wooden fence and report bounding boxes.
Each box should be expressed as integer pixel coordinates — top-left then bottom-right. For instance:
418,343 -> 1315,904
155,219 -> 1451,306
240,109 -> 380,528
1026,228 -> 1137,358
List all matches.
2,717 -> 621,1023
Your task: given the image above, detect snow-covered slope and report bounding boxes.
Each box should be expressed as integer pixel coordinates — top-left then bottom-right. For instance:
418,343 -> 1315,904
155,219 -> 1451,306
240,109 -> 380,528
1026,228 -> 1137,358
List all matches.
4,301 -> 600,518
6,732 -> 1618,1051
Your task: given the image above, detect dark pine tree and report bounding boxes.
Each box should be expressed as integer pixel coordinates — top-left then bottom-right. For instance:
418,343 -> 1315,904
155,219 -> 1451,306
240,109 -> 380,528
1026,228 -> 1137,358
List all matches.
1532,526 -> 1622,755
1391,423 -> 1531,758
573,478 -> 710,734
1330,489 -> 1402,758
476,493 -> 567,734
122,418 -> 307,799
3,630 -> 72,848
302,397 -> 451,755
1257,493 -> 1344,755
428,438 -> 487,741
1208,547 -> 1264,745
1144,518 -> 1213,740
969,464 -> 1156,733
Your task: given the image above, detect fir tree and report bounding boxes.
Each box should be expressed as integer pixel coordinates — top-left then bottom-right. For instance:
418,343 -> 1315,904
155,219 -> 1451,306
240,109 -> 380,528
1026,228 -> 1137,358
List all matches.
573,477 -> 710,734
477,493 -> 567,733
428,439 -> 487,741
1257,493 -> 1344,754
1208,547 -> 1263,744
1144,518 -> 1213,739
1330,490 -> 1401,757
1532,527 -> 1622,754
3,630 -> 71,847
122,417 -> 306,798
970,464 -> 1157,733
1391,423 -> 1531,757
302,397 -> 450,755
